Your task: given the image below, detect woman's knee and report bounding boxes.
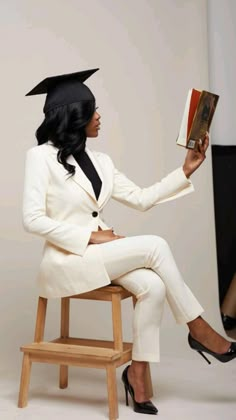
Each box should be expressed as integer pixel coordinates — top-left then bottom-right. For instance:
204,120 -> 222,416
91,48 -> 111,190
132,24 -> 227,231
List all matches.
143,274 -> 166,302
144,235 -> 171,260
151,235 -> 170,249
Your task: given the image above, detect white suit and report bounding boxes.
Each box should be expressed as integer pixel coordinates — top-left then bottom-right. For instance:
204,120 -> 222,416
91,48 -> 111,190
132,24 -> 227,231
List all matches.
23,142 -> 204,361
23,142 -> 194,298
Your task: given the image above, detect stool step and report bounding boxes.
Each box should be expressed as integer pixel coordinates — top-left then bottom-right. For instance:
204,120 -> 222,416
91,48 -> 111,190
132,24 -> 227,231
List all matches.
52,336 -> 132,350
20,342 -> 120,361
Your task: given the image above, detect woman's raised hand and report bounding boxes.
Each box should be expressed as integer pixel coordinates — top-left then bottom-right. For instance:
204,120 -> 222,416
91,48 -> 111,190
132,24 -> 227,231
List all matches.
182,131 -> 209,178
89,228 -> 126,244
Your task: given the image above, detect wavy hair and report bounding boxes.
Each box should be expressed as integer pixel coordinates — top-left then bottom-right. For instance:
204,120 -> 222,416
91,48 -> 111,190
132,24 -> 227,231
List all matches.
36,100 -> 96,175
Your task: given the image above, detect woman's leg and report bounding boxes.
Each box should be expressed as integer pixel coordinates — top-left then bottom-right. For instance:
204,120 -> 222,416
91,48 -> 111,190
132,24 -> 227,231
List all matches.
99,234 -> 204,324
112,268 -> 166,362
99,234 -> 231,402
111,267 -> 166,402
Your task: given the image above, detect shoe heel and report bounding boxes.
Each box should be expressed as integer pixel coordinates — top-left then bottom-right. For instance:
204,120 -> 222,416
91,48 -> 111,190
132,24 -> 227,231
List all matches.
124,385 -> 129,406
197,350 -> 211,365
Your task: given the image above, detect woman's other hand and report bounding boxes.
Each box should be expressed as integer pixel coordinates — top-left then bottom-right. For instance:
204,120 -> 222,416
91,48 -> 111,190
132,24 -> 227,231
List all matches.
89,228 -> 126,244
182,131 -> 209,178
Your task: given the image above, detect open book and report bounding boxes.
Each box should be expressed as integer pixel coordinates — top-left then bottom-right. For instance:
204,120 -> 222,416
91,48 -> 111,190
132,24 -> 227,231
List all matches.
176,89 -> 219,149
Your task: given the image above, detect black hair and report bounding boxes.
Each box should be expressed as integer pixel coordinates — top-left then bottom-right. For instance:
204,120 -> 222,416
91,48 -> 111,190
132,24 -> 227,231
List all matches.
36,100 -> 96,175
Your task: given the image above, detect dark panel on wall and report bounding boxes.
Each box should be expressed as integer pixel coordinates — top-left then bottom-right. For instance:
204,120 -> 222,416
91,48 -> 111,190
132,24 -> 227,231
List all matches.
211,145 -> 236,305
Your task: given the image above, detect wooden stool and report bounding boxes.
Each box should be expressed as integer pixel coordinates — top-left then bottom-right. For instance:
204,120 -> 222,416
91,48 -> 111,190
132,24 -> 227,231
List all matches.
18,285 -> 153,419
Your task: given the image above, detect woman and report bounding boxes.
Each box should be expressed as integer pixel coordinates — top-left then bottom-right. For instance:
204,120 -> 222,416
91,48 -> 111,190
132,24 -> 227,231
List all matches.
23,68 -> 236,415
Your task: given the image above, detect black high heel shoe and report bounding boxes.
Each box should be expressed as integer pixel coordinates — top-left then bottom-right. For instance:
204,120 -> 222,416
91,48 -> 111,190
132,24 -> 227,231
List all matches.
188,333 -> 236,364
121,365 -> 158,415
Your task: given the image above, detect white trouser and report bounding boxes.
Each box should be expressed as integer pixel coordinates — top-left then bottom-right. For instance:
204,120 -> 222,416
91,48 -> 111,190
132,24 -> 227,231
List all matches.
98,235 -> 204,362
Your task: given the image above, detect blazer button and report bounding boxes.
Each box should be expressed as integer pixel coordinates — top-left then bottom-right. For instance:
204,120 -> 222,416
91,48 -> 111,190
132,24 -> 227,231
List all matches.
92,211 -> 98,217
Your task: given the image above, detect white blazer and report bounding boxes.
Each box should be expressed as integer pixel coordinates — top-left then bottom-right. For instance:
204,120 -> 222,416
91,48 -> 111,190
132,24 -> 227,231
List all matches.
22,142 -> 194,298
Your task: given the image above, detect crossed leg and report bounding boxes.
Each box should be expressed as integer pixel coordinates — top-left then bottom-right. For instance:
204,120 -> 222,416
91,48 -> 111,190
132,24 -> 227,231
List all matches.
98,234 -> 231,402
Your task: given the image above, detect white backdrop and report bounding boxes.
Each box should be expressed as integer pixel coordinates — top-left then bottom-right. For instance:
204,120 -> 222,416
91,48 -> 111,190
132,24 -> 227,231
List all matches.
0,0 -> 224,375
208,0 -> 236,145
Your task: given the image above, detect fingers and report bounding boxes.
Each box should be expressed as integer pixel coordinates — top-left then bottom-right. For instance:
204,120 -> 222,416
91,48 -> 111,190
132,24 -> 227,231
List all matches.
196,139 -> 204,155
203,132 -> 209,151
114,234 -> 126,240
197,132 -> 209,156
201,134 -> 209,157
105,228 -> 114,234
111,228 -> 125,237
108,228 -> 125,239
198,139 -> 205,154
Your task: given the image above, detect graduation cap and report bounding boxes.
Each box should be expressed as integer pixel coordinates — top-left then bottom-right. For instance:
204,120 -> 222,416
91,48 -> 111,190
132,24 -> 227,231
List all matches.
25,68 -> 99,113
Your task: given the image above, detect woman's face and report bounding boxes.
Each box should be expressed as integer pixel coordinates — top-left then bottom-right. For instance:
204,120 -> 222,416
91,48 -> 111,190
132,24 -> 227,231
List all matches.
85,107 -> 101,138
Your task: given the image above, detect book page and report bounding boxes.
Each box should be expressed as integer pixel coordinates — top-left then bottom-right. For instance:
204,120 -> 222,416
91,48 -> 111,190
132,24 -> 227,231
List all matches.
176,89 -> 192,147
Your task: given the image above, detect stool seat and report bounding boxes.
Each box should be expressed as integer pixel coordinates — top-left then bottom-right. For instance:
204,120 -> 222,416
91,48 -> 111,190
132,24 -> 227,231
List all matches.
72,284 -> 134,300
18,284 -> 153,420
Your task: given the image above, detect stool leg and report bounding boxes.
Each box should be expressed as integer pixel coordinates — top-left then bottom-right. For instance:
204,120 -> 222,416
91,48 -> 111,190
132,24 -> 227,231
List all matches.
145,363 -> 153,399
18,353 -> 32,408
60,297 -> 70,337
111,294 -> 123,352
106,364 -> 118,420
59,297 -> 70,389
34,297 -> 48,342
59,365 -> 68,389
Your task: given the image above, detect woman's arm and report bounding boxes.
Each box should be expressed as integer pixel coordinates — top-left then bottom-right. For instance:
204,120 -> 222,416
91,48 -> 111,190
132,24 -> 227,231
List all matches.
110,163 -> 193,212
110,133 -> 209,212
111,166 -> 193,211
22,147 -> 92,256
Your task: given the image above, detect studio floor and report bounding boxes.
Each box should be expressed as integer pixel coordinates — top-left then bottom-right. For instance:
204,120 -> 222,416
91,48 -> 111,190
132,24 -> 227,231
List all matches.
1,354 -> 236,420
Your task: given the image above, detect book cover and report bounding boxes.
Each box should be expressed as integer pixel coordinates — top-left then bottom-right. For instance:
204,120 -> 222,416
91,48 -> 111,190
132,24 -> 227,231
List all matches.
177,89 -> 219,149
